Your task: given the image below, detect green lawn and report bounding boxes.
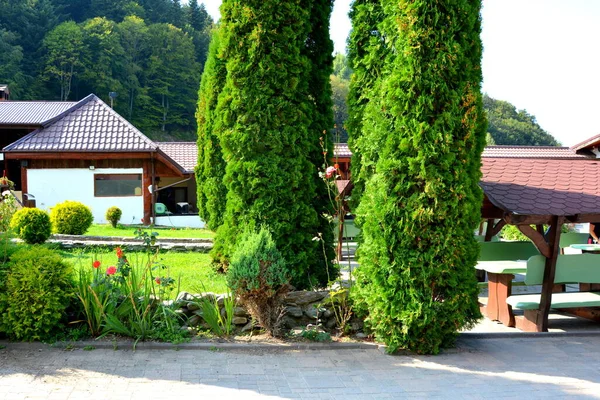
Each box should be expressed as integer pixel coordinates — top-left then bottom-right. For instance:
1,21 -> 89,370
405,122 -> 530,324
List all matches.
58,248 -> 227,296
83,224 -> 215,239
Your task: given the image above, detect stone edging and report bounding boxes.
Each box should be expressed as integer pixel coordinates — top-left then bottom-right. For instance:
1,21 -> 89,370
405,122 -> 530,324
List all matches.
51,234 -> 213,244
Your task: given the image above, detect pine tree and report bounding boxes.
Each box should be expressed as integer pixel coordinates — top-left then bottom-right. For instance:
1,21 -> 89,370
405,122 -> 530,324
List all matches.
212,0 -> 333,289
196,27 -> 226,231
353,0 -> 487,354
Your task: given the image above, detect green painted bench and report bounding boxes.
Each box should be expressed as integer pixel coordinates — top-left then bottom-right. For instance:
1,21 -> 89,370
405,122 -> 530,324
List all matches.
506,254 -> 600,330
476,241 -> 540,326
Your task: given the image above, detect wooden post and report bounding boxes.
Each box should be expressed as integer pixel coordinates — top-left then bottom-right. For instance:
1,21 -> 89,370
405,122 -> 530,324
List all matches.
537,215 -> 564,332
142,159 -> 152,225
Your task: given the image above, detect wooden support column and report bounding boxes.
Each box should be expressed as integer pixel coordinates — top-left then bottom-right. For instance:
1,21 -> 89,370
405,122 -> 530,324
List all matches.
20,164 -> 27,197
538,215 -> 564,331
142,159 -> 152,225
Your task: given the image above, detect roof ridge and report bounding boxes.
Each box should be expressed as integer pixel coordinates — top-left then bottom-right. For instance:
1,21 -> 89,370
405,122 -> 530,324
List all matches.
41,94 -> 96,128
93,96 -> 158,151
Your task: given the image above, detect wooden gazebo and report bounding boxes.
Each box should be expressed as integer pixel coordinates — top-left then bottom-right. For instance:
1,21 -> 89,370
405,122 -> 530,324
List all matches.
480,143 -> 600,331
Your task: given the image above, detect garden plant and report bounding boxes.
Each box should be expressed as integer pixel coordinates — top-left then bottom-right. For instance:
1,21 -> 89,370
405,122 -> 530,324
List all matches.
350,0 -> 486,354
105,206 -> 122,228
10,207 -> 52,244
50,200 -> 94,235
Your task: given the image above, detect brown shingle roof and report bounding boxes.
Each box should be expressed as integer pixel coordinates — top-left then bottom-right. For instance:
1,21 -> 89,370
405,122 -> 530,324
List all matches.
3,94 -> 157,152
481,158 -> 600,216
157,142 -> 197,173
0,101 -> 77,125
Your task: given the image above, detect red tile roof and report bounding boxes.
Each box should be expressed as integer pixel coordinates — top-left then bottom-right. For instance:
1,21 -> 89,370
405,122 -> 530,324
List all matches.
481,158 -> 600,216
157,142 -> 197,173
570,133 -> 600,152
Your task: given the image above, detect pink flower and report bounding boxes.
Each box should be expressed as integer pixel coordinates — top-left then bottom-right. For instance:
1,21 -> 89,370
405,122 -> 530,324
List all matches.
155,277 -> 161,284
325,166 -> 336,178
93,260 -> 101,269
106,266 -> 117,276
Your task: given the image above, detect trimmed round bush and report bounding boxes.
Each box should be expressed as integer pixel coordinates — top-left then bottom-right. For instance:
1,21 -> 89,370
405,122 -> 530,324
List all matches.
105,206 -> 122,228
0,247 -> 74,341
50,201 -> 93,235
10,208 -> 52,244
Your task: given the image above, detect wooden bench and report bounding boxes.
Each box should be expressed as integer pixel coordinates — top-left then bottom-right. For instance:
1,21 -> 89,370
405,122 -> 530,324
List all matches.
506,254 -> 600,331
476,241 -> 540,326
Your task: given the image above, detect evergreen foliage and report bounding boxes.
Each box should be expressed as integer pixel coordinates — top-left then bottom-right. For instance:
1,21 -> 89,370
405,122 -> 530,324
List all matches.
484,94 -> 559,146
227,227 -> 289,336
10,208 -> 52,244
212,0 -> 335,289
50,201 -> 94,235
195,27 -> 226,231
0,247 -> 74,341
303,0 -> 338,285
346,0 -> 388,205
352,0 -> 486,354
105,206 -> 123,228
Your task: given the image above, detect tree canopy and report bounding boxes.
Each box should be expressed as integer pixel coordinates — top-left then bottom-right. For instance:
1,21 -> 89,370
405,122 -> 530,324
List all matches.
0,0 -> 213,140
484,94 -> 559,146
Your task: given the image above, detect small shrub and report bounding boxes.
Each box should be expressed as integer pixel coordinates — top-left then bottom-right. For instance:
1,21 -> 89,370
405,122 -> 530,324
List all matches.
105,206 -> 122,228
227,227 -> 289,336
0,247 -> 74,341
51,201 -> 93,235
0,192 -> 18,232
10,208 -> 52,244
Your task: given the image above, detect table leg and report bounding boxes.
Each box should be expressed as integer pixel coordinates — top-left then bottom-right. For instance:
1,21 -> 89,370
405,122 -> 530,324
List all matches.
487,273 -> 515,327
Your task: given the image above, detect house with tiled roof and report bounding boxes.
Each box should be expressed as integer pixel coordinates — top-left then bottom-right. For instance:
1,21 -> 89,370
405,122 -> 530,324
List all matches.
0,94 -> 201,226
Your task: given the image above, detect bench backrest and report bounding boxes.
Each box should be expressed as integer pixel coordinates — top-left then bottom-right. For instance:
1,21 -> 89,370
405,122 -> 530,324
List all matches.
474,235 -> 499,243
525,254 -> 600,285
559,232 -> 589,248
479,241 -> 540,261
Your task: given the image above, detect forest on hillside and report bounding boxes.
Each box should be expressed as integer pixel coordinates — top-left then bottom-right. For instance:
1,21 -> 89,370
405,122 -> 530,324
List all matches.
0,0 -> 213,140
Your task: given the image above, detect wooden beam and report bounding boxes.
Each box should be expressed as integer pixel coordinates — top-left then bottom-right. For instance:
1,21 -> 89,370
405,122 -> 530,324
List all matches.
517,224 -> 551,258
142,160 -> 152,225
505,214 -> 553,226
20,165 -> 27,196
537,215 -> 564,332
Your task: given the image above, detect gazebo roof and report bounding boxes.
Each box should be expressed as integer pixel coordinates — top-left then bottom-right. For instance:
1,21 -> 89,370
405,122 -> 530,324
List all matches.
481,157 -> 600,220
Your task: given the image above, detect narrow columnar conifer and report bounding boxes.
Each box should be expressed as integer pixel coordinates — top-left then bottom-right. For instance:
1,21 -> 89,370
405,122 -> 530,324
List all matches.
303,0 -> 338,284
211,0 -> 334,289
353,0 -> 487,354
195,27 -> 226,230
346,0 -> 387,205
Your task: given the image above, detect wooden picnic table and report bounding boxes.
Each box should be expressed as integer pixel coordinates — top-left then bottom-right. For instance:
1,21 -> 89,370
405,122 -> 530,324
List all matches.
476,260 -> 527,327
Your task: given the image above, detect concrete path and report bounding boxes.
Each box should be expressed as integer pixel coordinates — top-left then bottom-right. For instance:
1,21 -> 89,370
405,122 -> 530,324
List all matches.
1,335 -> 600,399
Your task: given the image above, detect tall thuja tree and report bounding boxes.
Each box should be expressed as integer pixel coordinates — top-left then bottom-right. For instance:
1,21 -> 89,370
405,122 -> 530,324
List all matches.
213,0 -> 331,289
346,0 -> 387,205
302,0 -> 337,285
195,27 -> 227,231
354,0 -> 487,354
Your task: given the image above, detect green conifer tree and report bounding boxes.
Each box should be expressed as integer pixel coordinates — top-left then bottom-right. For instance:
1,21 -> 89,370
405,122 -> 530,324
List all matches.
353,0 -> 487,354
346,0 -> 387,205
196,27 -> 227,231
302,0 -> 337,285
212,0 -> 334,288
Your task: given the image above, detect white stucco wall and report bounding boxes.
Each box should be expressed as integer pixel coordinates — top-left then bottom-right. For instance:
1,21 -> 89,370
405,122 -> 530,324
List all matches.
27,168 -> 144,224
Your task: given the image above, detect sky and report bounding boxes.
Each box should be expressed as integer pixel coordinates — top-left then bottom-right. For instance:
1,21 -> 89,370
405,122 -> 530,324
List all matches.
200,0 -> 600,147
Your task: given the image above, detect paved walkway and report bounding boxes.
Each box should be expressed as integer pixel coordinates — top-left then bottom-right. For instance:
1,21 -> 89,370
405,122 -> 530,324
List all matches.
1,335 -> 600,399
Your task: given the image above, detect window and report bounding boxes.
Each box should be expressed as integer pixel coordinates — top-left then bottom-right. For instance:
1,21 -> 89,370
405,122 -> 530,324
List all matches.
94,174 -> 142,197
